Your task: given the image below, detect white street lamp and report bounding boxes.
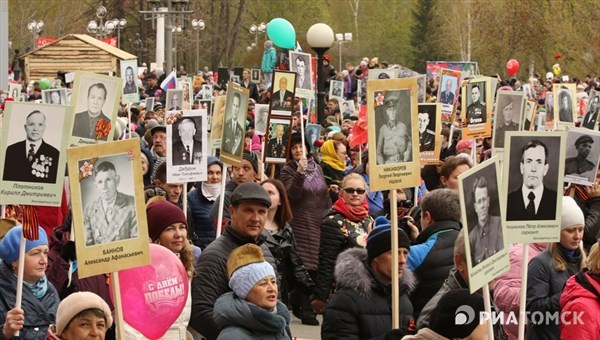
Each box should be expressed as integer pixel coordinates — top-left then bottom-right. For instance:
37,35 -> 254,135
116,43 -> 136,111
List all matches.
307,23 -> 334,123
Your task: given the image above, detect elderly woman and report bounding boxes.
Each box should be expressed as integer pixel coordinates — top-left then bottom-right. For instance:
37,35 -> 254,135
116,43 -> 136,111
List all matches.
214,244 -> 291,339
47,291 -> 112,340
311,173 -> 372,314
0,226 -> 59,339
280,133 -> 331,324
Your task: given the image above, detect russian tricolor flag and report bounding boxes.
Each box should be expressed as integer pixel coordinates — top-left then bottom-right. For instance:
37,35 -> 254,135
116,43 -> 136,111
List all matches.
160,70 -> 177,91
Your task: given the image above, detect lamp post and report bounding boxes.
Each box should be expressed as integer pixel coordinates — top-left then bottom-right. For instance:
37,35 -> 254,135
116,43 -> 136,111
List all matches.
27,20 -> 44,50
172,25 -> 182,71
335,32 -> 352,72
87,6 -> 116,40
307,23 -> 334,124
249,22 -> 266,51
110,18 -> 127,48
191,18 -> 205,74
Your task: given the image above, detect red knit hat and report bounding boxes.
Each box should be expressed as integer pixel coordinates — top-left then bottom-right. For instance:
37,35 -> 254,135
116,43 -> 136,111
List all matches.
146,199 -> 187,241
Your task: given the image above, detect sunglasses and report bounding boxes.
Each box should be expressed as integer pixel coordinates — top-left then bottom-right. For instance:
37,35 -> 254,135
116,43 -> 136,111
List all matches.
343,188 -> 366,195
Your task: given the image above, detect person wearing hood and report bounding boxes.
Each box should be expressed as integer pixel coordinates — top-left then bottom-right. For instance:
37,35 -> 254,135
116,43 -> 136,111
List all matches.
322,216 -> 415,339
214,244 -> 291,339
1,225 -> 60,339
140,147 -> 155,187
526,196 -> 586,339
188,156 -> 223,247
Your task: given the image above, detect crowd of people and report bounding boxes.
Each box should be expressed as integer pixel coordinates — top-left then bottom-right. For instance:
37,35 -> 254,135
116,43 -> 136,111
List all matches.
2,40 -> 600,340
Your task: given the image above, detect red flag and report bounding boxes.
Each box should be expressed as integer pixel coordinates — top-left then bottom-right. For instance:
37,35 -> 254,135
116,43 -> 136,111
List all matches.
349,104 -> 368,147
21,206 -> 39,241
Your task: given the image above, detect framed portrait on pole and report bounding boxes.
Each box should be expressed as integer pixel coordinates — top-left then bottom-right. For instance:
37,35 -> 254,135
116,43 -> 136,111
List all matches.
554,83 -> 577,129
367,78 -> 420,191
264,117 -> 292,164
270,71 -> 297,116
220,82 -> 249,166
461,77 -> 493,140
417,103 -> 442,165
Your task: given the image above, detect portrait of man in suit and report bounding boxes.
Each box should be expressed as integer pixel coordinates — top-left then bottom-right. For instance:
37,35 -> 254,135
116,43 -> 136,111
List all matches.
168,91 -> 182,111
418,111 -> 435,152
271,76 -> 294,112
123,66 -> 137,95
3,110 -> 60,183
439,78 -> 455,105
172,118 -> 203,165
221,92 -> 245,156
558,89 -> 573,123
72,83 -> 111,140
582,95 -> 599,129
267,124 -> 288,159
293,54 -> 311,90
466,84 -> 486,125
506,140 -> 558,221
83,161 -> 137,246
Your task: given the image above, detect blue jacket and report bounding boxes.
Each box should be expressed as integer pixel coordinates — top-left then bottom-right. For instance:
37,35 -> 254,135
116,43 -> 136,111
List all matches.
261,47 -> 277,73
406,220 -> 460,318
188,184 -> 217,247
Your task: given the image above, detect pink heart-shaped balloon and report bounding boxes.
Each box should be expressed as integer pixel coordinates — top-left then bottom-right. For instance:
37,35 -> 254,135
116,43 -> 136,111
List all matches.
115,244 -> 189,339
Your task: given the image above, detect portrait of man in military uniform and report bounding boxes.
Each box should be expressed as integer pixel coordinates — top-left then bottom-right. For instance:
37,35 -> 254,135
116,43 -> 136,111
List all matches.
493,94 -> 522,149
565,134 -> 598,183
418,110 -> 435,152
466,83 -> 487,125
375,90 -> 412,165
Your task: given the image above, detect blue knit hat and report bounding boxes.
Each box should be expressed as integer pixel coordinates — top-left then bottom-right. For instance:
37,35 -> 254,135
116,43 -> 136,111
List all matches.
0,225 -> 48,264
227,244 -> 275,299
367,216 -> 411,263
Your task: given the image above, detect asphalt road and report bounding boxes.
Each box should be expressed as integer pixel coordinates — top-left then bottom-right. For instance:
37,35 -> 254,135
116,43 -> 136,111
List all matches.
289,314 -> 322,340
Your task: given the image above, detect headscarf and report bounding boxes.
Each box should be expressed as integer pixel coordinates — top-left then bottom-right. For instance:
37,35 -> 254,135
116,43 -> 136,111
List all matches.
321,140 -> 346,172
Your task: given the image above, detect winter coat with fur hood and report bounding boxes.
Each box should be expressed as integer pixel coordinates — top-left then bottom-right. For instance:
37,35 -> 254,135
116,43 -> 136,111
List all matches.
321,248 -> 416,340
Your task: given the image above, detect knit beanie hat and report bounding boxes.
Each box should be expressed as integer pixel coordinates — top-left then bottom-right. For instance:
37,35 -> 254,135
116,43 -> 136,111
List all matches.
561,196 -> 584,230
243,150 -> 259,174
429,289 -> 485,338
367,216 -> 411,263
146,199 -> 188,242
55,291 -> 113,335
0,225 -> 48,264
227,244 -> 275,299
207,155 -> 223,170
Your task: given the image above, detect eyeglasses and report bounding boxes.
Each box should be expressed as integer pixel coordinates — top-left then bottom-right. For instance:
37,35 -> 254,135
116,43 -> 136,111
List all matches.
343,188 -> 366,195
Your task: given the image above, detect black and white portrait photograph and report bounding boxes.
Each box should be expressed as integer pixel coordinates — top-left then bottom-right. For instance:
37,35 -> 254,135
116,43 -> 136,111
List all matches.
79,155 -> 137,246
254,104 -> 270,136
493,91 -> 524,149
329,80 -> 343,99
166,89 -> 184,111
417,104 -> 437,153
555,84 -> 576,125
120,59 -> 139,104
582,90 -> 600,130
251,68 -> 261,83
289,51 -> 313,99
167,113 -> 208,183
220,83 -> 249,164
8,84 -> 21,101
545,92 -> 554,124
522,100 -> 537,131
369,69 -> 397,80
230,75 -> 240,84
438,75 -> 457,105
504,133 -> 563,222
71,72 -> 122,145
564,127 -> 600,186
200,99 -> 212,116
42,89 -> 67,105
270,71 -> 296,116
0,102 -> 73,206
67,139 -> 150,278
342,100 -> 356,117
305,124 -> 321,153
145,97 -> 155,112
265,117 -> 292,164
201,84 -> 213,100
461,161 -> 504,268
178,80 -> 193,110
374,89 -> 413,165
464,80 -> 488,126
416,75 -> 426,103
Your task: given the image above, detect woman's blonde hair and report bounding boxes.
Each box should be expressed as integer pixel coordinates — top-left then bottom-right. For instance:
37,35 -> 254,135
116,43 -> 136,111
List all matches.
587,242 -> 600,274
548,242 -> 585,272
341,173 -> 365,189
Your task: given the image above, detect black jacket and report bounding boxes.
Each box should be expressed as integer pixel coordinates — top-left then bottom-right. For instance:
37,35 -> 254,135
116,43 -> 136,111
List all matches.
322,248 -> 416,339
262,225 -> 314,296
407,220 -> 460,318
314,208 -> 371,302
189,226 -> 277,340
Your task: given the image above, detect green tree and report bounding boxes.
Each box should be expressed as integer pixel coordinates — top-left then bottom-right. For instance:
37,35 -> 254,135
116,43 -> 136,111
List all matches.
410,0 -> 438,72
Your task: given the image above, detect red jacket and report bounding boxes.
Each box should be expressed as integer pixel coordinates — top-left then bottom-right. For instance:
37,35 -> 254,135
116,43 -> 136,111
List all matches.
560,271 -> 600,340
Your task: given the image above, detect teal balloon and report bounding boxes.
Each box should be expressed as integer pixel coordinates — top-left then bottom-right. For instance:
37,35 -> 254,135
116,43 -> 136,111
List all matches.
267,18 -> 296,49
39,78 -> 51,90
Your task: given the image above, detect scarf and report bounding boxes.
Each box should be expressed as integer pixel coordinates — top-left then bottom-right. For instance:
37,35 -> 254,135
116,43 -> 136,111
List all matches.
23,275 -> 48,299
202,182 -> 221,200
558,244 -> 581,264
321,140 -> 346,171
333,192 -> 369,222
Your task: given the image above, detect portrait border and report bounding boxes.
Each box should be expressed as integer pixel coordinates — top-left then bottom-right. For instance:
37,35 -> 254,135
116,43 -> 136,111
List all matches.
219,82 -> 249,166
263,116 -> 293,165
